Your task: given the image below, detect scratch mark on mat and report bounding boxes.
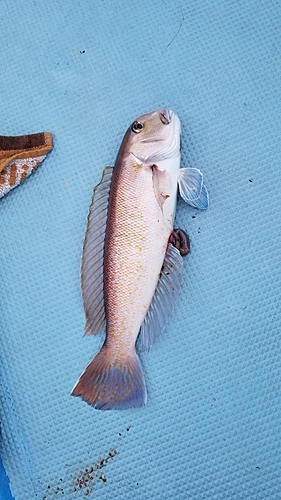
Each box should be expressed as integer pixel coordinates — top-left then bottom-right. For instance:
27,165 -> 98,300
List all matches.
163,6 -> 184,53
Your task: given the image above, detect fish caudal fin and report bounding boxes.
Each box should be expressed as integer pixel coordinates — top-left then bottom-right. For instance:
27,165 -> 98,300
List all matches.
71,345 -> 147,410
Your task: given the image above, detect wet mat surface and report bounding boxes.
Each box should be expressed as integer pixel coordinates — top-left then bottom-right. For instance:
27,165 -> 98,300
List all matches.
0,0 -> 281,498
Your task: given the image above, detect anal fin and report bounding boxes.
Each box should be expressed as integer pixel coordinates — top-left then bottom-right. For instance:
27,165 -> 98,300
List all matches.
138,242 -> 184,350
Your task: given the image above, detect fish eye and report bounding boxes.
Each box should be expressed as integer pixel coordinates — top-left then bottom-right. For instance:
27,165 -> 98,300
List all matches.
131,121 -> 144,133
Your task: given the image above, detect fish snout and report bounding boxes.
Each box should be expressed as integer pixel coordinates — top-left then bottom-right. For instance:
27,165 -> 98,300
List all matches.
160,109 -> 173,125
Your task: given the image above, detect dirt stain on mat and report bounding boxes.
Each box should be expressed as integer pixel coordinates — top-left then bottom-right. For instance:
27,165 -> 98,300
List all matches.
42,449 -> 117,499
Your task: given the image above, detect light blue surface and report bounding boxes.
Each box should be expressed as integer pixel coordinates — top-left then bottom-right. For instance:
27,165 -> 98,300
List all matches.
0,0 -> 281,498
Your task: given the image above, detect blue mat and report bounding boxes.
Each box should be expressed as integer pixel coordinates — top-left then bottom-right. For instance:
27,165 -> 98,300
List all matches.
1,1 -> 281,499
0,459 -> 13,500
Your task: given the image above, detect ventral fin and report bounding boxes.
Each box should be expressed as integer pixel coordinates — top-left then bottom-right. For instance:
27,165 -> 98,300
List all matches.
152,164 -> 172,211
138,243 -> 184,350
178,167 -> 203,202
81,166 -> 113,335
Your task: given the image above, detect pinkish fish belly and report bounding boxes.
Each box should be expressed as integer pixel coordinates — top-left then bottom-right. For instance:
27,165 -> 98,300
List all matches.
104,161 -> 172,352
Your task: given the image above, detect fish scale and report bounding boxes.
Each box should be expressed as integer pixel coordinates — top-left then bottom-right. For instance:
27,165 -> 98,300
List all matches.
105,160 -> 169,349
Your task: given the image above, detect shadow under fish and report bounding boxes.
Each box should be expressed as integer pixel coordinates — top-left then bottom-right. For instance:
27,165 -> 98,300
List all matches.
72,108 -> 209,410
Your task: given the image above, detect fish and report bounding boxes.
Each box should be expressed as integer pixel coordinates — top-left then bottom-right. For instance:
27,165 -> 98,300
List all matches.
71,108 -> 208,410
0,132 -> 52,199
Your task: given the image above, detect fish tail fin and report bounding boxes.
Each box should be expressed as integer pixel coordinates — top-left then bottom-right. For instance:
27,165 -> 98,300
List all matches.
71,344 -> 147,410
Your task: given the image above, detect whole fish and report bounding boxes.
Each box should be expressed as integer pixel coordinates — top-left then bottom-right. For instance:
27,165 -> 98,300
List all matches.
72,109 -> 208,409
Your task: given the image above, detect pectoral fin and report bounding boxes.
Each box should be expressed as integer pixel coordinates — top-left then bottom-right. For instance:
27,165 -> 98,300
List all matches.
178,167 -> 203,201
178,167 -> 209,209
81,166 -> 113,335
184,184 -> 209,209
152,164 -> 172,211
138,242 -> 184,350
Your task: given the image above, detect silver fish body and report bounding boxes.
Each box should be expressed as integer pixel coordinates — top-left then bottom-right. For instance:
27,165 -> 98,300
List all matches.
72,109 -> 208,409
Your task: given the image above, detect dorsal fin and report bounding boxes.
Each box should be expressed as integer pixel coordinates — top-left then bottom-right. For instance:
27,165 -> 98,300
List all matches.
81,166 -> 113,335
138,243 -> 183,350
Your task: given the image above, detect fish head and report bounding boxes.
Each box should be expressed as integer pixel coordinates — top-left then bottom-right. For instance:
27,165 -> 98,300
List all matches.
117,109 -> 181,165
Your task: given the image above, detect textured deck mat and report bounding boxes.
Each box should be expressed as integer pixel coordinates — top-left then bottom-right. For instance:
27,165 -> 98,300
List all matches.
0,0 -> 281,499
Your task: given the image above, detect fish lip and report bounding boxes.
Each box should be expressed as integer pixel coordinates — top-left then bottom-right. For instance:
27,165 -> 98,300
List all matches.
140,137 -> 165,144
160,108 -> 172,125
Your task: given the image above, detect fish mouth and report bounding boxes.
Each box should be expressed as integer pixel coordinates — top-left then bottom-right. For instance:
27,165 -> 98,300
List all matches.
160,109 -> 172,125
140,137 -> 165,144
